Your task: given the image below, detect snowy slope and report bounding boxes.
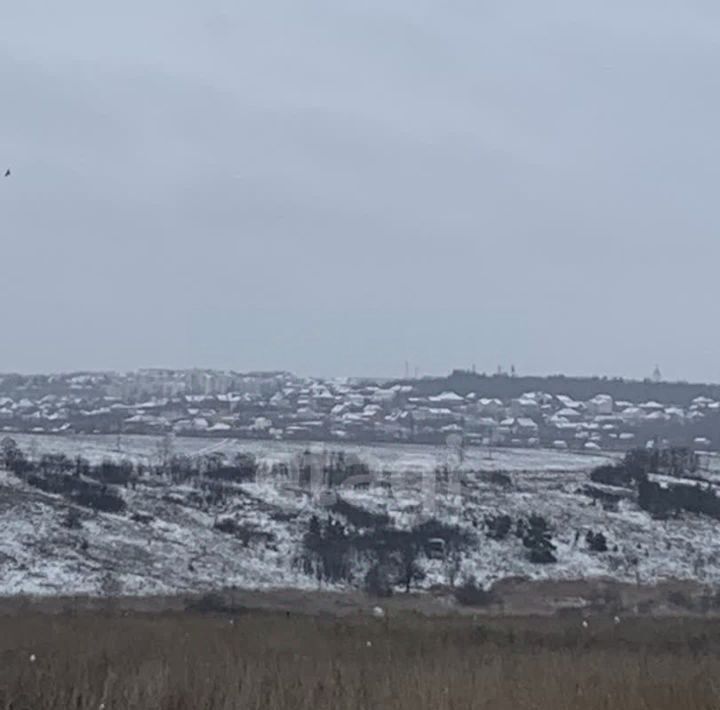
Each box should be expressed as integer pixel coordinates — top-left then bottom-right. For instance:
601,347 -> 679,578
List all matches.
1,436 -> 718,597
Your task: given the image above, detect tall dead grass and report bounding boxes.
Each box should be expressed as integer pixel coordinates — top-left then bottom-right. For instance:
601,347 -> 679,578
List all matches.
1,610 -> 720,709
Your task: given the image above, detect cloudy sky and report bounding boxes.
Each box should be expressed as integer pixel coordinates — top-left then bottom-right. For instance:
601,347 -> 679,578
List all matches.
1,1 -> 719,380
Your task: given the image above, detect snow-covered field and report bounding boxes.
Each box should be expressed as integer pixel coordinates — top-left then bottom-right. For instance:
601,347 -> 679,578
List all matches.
8,432 -> 615,472
1,434 -> 718,598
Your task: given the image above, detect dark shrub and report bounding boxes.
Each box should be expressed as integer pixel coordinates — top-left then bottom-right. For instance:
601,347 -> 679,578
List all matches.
186,593 -> 247,615
214,518 -> 239,535
582,485 -> 622,506
299,515 -> 363,585
667,590 -> 696,611
622,447 -> 698,482
62,508 -> 83,530
72,487 -> 126,514
38,454 -> 75,476
487,471 -> 512,488
331,497 -> 390,529
485,514 -> 512,541
586,530 -> 608,553
364,562 -> 394,598
206,455 -> 257,484
590,464 -> 633,488
413,519 -> 472,550
529,546 -> 557,564
519,515 -> 557,564
89,459 -> 134,485
326,457 -> 371,488
638,479 -> 720,520
454,577 -> 497,607
214,518 -> 275,546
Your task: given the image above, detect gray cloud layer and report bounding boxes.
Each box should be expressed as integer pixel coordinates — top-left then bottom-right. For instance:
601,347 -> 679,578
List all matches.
1,1 -> 719,379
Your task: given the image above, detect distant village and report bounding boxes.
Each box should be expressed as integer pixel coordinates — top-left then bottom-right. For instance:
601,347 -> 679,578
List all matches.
0,368 -> 719,452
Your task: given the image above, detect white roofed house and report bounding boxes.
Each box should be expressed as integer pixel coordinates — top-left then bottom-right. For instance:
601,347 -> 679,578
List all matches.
208,421 -> 231,433
249,416 -> 273,432
691,396 -> 714,410
333,404 -> 383,440
123,413 -> 169,432
515,417 -> 539,434
664,407 -> 686,423
510,396 -> 540,418
620,406 -> 645,425
345,393 -> 366,410
499,417 -> 539,443
475,397 -> 505,417
412,406 -> 458,427
555,407 -> 583,422
594,414 -> 622,428
268,391 -> 290,408
496,418 -> 513,443
390,384 -> 414,408
329,403 -> 349,419
556,394 -> 583,411
172,419 -> 193,433
428,391 -> 466,409
411,405 -> 462,441
192,417 -> 210,431
371,388 -> 398,407
527,391 -> 554,406
686,408 -> 706,423
16,398 -> 36,414
547,414 -> 580,438
310,384 -> 337,412
463,415 -> 500,439
586,394 -> 614,417
361,404 -> 385,421
376,410 -> 412,441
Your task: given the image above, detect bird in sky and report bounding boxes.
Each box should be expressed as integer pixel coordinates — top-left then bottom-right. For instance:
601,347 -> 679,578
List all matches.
4,169 -> 10,177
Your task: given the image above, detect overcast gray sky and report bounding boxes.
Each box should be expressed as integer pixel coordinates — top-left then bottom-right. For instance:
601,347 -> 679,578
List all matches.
1,1 -> 720,380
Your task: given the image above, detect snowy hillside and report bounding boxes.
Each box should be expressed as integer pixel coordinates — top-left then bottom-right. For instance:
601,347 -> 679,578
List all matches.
1,435 -> 719,597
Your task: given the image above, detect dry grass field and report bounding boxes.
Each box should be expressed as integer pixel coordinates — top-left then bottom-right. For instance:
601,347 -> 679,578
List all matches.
2,606 -> 720,709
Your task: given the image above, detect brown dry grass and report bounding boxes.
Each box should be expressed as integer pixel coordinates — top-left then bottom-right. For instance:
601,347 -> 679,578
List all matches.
2,610 -> 720,709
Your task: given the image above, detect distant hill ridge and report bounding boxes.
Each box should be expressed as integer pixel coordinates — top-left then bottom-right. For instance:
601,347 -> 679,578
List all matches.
394,371 -> 720,407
